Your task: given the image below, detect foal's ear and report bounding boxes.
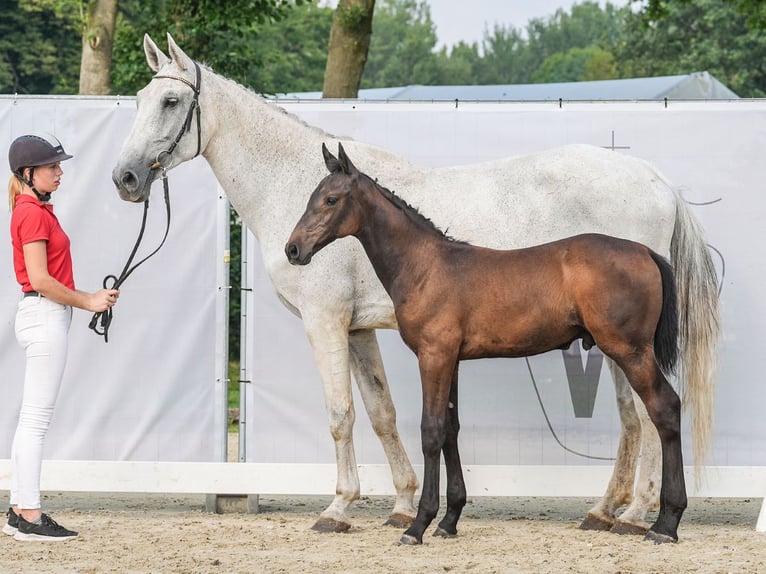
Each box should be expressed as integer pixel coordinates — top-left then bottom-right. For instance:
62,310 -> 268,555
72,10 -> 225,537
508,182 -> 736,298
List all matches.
322,142 -> 340,173
337,143 -> 357,175
144,34 -> 169,72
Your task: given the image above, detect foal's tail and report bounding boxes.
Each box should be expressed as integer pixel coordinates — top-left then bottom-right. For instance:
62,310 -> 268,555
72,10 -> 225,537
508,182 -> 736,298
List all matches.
669,188 -> 721,474
650,251 -> 679,378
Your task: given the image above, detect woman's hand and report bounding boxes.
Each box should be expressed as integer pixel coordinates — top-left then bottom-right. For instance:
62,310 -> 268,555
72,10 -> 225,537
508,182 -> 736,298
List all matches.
89,289 -> 120,313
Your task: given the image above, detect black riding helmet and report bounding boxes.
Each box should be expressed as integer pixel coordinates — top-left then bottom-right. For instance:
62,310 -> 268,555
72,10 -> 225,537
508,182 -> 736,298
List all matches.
8,133 -> 73,202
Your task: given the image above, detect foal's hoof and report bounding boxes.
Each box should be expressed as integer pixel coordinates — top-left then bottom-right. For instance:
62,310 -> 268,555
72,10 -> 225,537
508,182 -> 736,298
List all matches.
311,517 -> 351,533
399,533 -> 421,545
579,513 -> 613,532
644,530 -> 678,544
385,513 -> 415,529
432,527 -> 457,538
610,520 -> 650,536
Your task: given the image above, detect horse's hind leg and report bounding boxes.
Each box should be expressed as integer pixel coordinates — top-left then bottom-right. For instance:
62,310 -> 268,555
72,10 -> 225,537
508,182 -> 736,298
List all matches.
621,354 -> 687,543
434,365 -> 466,538
348,329 -> 418,527
580,361 -> 640,531
611,394 -> 661,536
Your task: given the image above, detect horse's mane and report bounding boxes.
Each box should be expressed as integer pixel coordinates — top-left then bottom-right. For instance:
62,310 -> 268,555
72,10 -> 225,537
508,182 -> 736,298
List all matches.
203,62 -> 340,140
359,172 -> 466,244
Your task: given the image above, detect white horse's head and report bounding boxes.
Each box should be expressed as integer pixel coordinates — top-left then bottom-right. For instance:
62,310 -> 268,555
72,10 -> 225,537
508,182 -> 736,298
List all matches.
112,34 -> 214,202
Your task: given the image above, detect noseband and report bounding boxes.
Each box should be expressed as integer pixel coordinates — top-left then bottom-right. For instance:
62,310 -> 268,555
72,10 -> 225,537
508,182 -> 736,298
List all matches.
89,60 -> 203,342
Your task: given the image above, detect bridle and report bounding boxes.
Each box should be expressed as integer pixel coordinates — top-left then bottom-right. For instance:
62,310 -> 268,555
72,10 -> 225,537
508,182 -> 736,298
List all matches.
89,60 -> 203,342
150,60 -> 203,169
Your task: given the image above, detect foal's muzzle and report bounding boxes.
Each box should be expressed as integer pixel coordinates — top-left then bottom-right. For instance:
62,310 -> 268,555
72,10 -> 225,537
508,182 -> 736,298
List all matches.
285,241 -> 311,265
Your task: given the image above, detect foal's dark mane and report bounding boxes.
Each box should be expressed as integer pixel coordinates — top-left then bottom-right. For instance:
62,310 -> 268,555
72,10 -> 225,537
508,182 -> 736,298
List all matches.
359,172 -> 467,244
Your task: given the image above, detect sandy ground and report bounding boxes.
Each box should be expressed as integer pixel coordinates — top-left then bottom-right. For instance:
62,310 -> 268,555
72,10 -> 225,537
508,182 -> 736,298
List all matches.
1,436 -> 764,573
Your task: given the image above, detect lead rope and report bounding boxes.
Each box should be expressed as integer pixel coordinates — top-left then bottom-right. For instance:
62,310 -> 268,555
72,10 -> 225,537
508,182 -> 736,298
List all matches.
89,172 -> 171,342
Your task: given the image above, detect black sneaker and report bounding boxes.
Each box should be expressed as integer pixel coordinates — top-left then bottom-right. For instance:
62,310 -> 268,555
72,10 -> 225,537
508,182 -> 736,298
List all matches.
2,507 -> 19,536
13,513 -> 78,542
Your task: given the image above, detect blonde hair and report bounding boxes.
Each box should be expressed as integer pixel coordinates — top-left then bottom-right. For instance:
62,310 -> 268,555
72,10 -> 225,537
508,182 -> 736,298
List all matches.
8,173 -> 25,211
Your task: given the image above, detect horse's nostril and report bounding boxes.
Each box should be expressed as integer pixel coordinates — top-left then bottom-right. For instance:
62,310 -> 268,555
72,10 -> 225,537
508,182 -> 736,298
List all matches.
287,243 -> 299,261
120,170 -> 138,192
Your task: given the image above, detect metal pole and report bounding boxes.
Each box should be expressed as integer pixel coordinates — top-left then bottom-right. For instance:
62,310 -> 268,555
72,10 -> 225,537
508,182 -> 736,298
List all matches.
238,222 -> 249,462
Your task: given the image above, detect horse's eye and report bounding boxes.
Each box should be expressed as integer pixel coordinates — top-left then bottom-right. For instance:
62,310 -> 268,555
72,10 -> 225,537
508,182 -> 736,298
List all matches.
326,196 -> 338,206
163,97 -> 179,108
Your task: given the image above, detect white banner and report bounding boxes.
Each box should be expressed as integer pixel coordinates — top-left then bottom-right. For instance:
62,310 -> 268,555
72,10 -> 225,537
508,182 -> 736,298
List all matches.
246,100 -> 764,468
0,96 -> 226,462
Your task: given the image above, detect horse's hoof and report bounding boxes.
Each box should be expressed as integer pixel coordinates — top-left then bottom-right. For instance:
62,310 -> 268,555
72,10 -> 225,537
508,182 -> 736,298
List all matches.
579,513 -> 613,531
644,530 -> 678,544
398,533 -> 421,545
311,517 -> 351,533
610,520 -> 650,536
385,513 -> 415,529
432,527 -> 457,538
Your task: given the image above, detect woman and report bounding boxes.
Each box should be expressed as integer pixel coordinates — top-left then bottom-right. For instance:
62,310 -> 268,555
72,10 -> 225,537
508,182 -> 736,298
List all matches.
3,133 -> 119,542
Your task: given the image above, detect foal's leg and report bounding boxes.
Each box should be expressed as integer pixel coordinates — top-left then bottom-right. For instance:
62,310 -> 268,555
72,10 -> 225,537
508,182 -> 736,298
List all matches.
580,362 -> 640,531
612,394 -> 661,536
303,314 -> 359,533
348,329 -> 418,527
434,365 -> 466,537
401,351 -> 458,545
621,355 -> 687,543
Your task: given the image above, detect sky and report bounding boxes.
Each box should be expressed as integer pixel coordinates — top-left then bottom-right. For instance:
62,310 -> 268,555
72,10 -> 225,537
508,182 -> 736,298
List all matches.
317,1 -> 635,51
425,0 -> 632,49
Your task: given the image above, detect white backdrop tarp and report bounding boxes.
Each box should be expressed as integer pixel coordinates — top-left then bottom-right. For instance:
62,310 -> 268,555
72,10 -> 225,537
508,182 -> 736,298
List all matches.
0,96 -> 226,463
245,99 -> 765,469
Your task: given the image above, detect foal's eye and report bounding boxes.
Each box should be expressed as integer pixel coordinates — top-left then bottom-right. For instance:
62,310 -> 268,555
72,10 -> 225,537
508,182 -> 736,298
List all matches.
163,97 -> 179,108
326,196 -> 338,206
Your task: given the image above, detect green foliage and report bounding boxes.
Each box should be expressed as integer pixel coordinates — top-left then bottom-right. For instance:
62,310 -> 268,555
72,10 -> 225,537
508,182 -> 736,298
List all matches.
639,0 -> 766,30
246,2 -> 332,94
112,0 -> 314,95
618,0 -> 766,96
533,46 -> 618,83
362,0 -> 439,87
0,0 -> 81,94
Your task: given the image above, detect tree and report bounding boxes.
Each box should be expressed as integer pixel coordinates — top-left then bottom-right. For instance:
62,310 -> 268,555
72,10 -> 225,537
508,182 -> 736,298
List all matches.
640,0 -> 766,30
79,0 -> 118,94
618,0 -> 766,96
112,0 -> 310,95
0,0 -> 80,94
361,0 -> 438,88
246,1 -> 333,94
533,46 -> 618,83
322,0 -> 375,97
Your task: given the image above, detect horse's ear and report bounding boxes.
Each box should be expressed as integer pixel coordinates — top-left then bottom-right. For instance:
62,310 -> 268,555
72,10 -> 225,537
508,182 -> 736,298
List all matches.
144,34 -> 169,72
167,33 -> 192,72
323,143 -> 341,173
337,143 -> 357,175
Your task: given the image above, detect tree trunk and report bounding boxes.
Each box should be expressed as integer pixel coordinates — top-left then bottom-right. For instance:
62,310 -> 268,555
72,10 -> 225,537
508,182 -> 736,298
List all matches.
322,0 -> 375,98
79,0 -> 118,95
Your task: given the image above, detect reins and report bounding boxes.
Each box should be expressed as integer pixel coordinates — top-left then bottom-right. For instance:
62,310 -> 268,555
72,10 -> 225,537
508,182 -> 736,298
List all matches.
89,60 -> 202,342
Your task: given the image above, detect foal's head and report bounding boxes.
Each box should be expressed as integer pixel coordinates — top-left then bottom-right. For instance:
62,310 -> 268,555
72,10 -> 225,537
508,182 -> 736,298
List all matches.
286,143 -> 365,265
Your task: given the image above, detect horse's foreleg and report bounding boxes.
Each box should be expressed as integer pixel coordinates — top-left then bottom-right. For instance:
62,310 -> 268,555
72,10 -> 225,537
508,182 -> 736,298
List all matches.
434,364 -> 466,538
611,395 -> 661,536
348,330 -> 418,528
401,351 -> 456,545
305,318 -> 359,533
580,362 -> 640,532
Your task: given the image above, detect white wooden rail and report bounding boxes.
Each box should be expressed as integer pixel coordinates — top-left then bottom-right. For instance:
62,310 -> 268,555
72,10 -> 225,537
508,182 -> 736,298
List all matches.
1,461 -> 764,530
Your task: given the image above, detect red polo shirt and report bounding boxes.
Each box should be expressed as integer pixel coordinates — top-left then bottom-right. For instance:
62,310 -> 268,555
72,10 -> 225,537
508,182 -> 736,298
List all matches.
10,194 -> 75,293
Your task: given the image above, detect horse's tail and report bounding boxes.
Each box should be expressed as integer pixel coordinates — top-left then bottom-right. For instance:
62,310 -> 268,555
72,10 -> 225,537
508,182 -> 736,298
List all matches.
650,251 -> 679,378
669,188 -> 721,475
